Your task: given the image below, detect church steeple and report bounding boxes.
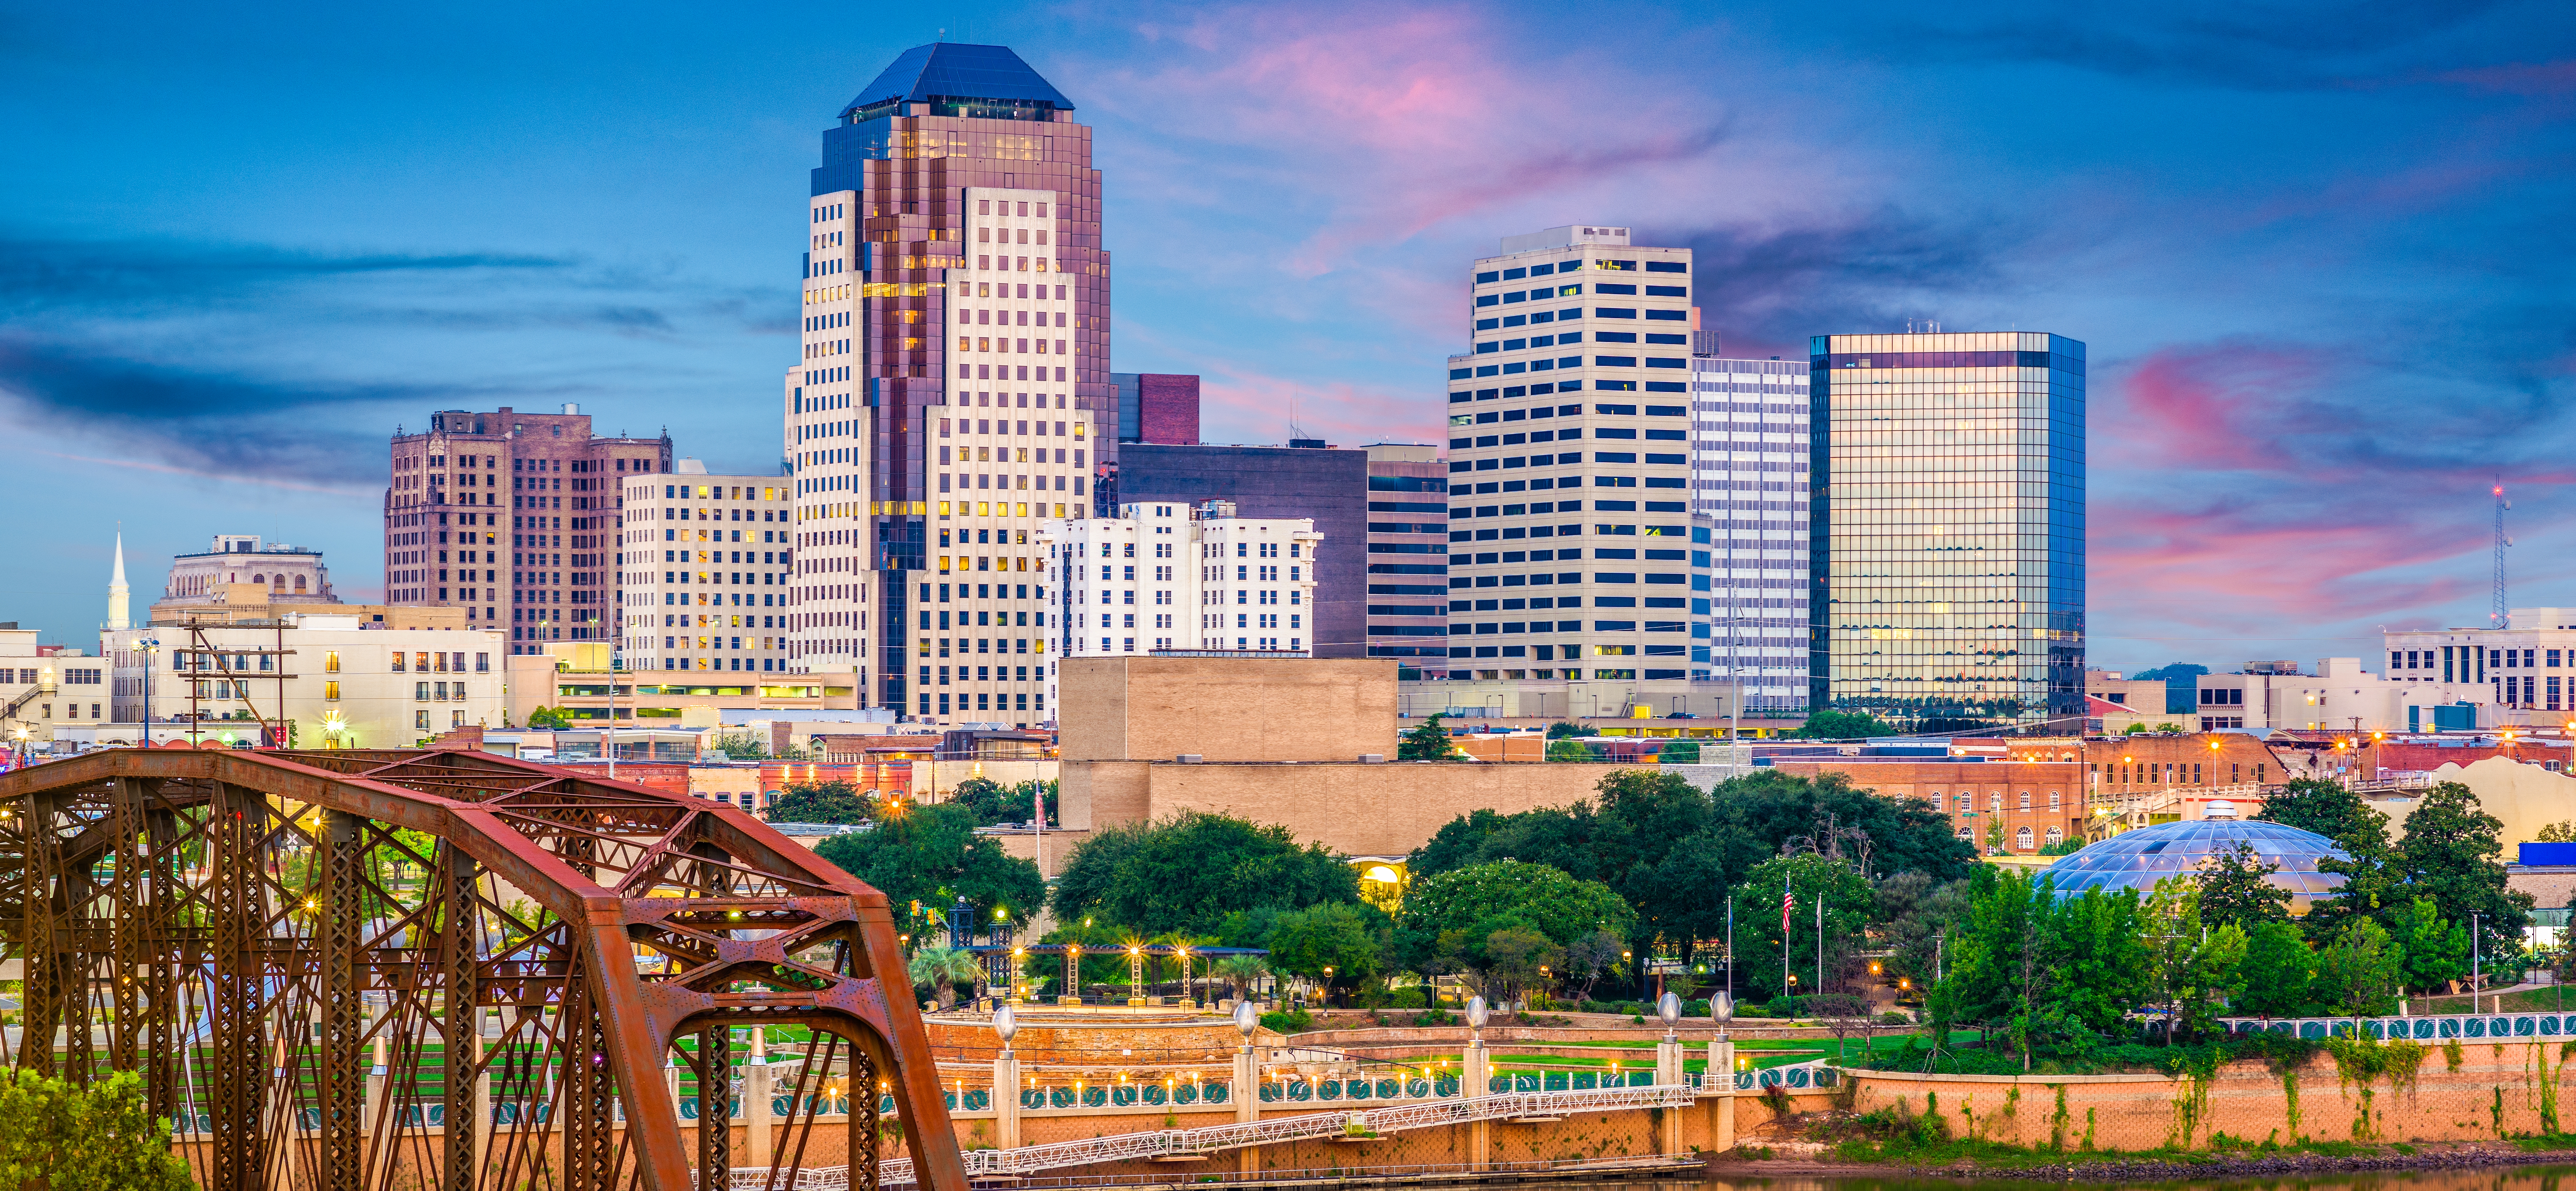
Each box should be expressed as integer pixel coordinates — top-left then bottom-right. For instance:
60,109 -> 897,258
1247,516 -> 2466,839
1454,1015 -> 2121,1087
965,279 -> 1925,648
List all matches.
107,530 -> 130,631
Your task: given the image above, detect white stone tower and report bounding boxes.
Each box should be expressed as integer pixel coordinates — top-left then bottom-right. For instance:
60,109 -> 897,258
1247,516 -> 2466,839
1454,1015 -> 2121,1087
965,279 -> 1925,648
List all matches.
107,531 -> 131,631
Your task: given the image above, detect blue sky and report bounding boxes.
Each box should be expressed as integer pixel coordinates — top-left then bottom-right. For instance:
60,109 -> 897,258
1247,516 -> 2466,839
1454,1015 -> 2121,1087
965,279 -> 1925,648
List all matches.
3,0 -> 2572,676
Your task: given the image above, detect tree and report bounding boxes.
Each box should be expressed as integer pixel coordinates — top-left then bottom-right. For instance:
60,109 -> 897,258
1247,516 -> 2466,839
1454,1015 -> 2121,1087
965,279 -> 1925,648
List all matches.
2194,841 -> 2292,931
2259,778 -> 2381,844
1724,852 -> 1875,1002
1398,714 -> 1463,760
1658,740 -> 1701,764
1267,903 -> 1388,1004
2140,877 -> 2245,1043
2392,897 -> 2470,994
1936,871 -> 2152,1068
525,705 -> 572,730
0,1069 -> 193,1191
768,780 -> 876,824
710,731 -> 769,760
1394,860 -> 1634,990
2235,921 -> 2317,1018
1211,954 -> 1272,1002
1876,871 -> 1972,992
2537,821 -> 2576,843
2315,918 -> 2402,1019
813,803 -> 1041,928
1483,928 -> 1563,1005
1545,721 -> 1589,740
1049,812 -> 1361,936
908,947 -> 982,1009
1560,929 -> 1625,1003
1545,738 -> 1594,762
1789,710 -> 1894,739
2395,781 -> 2533,956
952,777 -> 1058,826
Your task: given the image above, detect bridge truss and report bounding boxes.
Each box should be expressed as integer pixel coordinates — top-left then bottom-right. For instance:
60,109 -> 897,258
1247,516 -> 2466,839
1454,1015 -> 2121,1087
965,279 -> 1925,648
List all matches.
0,746 -> 965,1191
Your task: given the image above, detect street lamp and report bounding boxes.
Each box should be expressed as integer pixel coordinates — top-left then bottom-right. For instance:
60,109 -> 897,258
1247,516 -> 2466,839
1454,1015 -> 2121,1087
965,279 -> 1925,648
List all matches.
136,636 -> 161,747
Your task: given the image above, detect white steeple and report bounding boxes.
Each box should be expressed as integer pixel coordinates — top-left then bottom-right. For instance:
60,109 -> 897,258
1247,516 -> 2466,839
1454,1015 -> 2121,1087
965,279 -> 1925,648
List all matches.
107,531 -> 131,631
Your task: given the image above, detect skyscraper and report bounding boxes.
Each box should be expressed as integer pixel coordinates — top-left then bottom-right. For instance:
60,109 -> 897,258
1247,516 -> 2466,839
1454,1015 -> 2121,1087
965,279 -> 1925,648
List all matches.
1110,443 -> 1370,658
1690,355 -> 1810,712
1110,372 -> 1201,447
1363,444 -> 1449,677
1443,225 -> 1699,683
787,42 -> 1109,718
383,406 -> 671,653
1808,331 -> 2085,731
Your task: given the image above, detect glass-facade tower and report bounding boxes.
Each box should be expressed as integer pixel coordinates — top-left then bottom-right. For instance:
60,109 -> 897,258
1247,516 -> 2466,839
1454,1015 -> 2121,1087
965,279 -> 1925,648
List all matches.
1808,332 -> 2084,731
786,42 -> 1111,725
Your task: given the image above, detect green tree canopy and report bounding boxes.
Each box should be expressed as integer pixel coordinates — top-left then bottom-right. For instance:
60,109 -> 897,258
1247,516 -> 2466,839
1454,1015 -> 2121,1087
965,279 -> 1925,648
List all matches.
2194,840 -> 2292,931
2314,918 -> 2402,1018
1408,768 -> 1974,994
0,1069 -> 191,1191
1048,811 -> 1360,936
1266,902 -> 1390,991
2394,781 -> 2533,954
813,803 -> 1041,928
2235,921 -> 2318,1018
2258,778 -> 2382,844
952,777 -> 1058,826
768,780 -> 877,824
1545,721 -> 1589,740
2392,897 -> 2470,994
1726,852 -> 1875,1002
1932,871 -> 2152,1067
1398,714 -> 1463,760
1394,859 -> 1633,985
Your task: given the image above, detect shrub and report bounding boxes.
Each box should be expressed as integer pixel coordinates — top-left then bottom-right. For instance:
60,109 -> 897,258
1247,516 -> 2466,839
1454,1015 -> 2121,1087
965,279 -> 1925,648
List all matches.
1259,1008 -> 1313,1035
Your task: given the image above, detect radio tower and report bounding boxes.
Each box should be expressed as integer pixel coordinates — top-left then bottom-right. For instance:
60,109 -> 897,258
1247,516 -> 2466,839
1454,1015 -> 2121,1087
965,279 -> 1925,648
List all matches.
2493,480 -> 2511,626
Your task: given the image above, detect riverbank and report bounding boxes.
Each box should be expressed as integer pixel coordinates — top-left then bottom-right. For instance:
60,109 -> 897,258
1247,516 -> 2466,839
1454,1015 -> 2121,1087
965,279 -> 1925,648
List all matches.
1705,1138 -> 2576,1180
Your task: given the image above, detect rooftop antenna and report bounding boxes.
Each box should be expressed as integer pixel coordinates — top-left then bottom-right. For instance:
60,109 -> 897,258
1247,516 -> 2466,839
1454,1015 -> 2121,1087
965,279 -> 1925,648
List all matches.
2494,479 -> 2512,626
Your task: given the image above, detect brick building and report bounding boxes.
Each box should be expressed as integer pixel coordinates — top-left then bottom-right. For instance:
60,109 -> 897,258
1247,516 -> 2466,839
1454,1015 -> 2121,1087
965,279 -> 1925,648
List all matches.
1764,759 -> 2086,853
385,405 -> 673,654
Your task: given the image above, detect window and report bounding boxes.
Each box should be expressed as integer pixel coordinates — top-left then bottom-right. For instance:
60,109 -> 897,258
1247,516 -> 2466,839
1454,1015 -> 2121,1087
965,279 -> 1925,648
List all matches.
324,650 -> 340,673
2014,827 -> 2034,850
324,681 -> 340,701
2048,790 -> 2061,812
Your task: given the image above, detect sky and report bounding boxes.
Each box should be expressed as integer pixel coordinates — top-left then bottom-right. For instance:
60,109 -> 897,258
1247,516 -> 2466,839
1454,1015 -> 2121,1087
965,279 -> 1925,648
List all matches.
2,0 -> 2572,676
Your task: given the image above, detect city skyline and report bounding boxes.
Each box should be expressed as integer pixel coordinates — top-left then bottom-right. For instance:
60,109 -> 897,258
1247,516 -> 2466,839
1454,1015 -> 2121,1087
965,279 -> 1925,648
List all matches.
2,1 -> 2573,676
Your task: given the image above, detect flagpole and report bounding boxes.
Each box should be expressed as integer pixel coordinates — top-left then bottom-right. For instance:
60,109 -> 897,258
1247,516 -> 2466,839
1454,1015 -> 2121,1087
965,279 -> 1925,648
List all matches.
1782,869 -> 1792,1006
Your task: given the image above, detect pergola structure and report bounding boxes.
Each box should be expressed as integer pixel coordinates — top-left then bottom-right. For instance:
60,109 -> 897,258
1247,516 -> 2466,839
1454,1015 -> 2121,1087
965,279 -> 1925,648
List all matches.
0,746 -> 964,1191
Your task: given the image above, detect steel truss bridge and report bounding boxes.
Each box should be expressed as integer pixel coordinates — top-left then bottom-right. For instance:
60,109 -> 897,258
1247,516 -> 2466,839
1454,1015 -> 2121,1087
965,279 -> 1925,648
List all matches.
0,747 -> 965,1191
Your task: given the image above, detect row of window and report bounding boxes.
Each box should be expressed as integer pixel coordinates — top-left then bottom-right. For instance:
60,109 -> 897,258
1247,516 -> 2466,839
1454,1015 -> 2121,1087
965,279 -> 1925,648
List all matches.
1459,403 -> 1686,423
941,417 -> 1083,438
922,691 -> 1043,715
1475,259 -> 1686,284
919,637 -> 1040,657
922,664 -> 1045,685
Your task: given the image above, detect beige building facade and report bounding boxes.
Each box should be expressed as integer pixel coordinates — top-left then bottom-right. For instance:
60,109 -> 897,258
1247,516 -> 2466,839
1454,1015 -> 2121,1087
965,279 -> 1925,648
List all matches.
2387,608 -> 2576,726
102,614 -> 506,747
619,465 -> 797,675
161,535 -> 338,606
0,627 -> 108,742
2194,657 -> 2490,732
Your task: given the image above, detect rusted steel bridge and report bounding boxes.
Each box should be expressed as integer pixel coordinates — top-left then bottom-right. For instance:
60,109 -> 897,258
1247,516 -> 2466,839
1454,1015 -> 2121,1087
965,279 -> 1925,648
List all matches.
0,746 -> 962,1191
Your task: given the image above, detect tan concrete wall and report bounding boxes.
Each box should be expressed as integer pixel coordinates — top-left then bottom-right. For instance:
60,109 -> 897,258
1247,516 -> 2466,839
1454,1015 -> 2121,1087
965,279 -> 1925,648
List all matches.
1059,759 -> 1149,831
1128,760 -> 1634,857
1058,656 -> 1399,763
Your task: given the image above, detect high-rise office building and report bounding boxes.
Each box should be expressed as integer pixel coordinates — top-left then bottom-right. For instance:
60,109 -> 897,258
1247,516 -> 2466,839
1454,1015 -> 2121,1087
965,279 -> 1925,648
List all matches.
1808,331 -> 2085,731
1363,444 -> 1449,677
1111,372 -> 1201,448
1691,356 -> 1811,712
1109,443 -> 1369,658
785,42 -> 1109,717
617,466 -> 796,674
384,406 -> 672,653
1442,225 -> 1699,682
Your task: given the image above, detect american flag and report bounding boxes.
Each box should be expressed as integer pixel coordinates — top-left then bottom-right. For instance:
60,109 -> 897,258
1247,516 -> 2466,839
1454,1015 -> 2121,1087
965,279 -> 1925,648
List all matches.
1782,884 -> 1793,935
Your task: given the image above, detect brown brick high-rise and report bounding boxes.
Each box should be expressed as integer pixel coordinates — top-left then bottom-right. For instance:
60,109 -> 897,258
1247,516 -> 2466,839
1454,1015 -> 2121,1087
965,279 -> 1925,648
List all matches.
789,42 -> 1110,719
384,406 -> 671,655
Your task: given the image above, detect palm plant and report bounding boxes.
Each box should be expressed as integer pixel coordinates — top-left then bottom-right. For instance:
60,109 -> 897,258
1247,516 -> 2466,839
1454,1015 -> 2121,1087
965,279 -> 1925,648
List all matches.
909,946 -> 983,1009
1211,955 -> 1272,1004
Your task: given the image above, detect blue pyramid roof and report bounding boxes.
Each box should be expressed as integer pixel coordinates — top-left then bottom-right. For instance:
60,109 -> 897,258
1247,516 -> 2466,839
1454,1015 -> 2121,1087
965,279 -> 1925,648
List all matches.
840,43 -> 1073,119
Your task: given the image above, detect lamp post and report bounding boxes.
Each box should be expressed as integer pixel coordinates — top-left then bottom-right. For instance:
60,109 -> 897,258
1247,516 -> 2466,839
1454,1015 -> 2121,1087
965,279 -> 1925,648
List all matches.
136,636 -> 160,747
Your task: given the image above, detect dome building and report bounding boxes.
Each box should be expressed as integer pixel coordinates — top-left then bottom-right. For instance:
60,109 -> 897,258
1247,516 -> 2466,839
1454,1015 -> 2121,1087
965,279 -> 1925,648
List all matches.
2046,820 -> 2348,911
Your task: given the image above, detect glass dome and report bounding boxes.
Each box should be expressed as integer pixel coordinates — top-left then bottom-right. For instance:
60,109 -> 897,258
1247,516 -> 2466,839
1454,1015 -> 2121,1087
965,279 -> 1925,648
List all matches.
2046,820 -> 2348,911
